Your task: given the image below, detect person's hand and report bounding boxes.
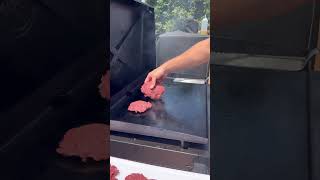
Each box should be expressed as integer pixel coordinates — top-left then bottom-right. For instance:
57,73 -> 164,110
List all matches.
145,66 -> 167,89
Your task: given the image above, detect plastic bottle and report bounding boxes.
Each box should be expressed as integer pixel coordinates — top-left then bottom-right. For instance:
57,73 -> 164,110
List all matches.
200,15 -> 208,35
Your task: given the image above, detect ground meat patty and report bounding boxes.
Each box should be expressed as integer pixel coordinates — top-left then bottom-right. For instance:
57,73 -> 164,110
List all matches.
56,123 -> 109,162
128,100 -> 152,113
98,70 -> 110,100
141,81 -> 165,100
125,173 -> 148,180
110,164 -> 119,180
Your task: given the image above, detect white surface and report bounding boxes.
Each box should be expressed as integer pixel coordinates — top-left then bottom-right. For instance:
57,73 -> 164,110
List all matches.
110,156 -> 210,180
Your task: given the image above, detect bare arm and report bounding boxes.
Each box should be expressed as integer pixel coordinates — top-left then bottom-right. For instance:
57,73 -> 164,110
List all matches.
145,38 -> 210,88
145,0 -> 309,87
161,38 -> 210,73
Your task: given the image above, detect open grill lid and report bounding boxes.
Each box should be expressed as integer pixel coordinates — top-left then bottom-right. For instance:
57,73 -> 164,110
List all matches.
212,0 -> 320,71
110,0 -> 156,98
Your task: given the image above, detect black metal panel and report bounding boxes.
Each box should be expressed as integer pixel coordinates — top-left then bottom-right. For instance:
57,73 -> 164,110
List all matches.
0,0 -> 107,150
0,2 -> 74,113
0,53 -> 107,180
0,0 -> 107,179
110,0 -> 156,97
212,53 -> 307,71
213,1 -> 319,57
212,65 -> 309,180
0,0 -> 106,113
310,72 -> 320,180
110,139 -> 205,173
37,0 -> 106,39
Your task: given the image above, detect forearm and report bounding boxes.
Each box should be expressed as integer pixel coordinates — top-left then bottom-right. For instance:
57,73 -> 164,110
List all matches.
161,38 -> 210,74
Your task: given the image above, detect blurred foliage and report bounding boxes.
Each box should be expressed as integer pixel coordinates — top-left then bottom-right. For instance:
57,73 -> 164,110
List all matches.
145,0 -> 210,34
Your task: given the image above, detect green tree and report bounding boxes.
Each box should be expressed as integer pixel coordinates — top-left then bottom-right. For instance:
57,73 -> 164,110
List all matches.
145,0 -> 157,6
146,0 -> 210,34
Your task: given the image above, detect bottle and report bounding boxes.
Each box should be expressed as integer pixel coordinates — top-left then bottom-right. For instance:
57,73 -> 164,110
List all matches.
200,15 -> 208,35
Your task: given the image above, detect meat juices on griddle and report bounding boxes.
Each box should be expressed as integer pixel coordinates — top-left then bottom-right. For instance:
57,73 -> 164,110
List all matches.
56,123 -> 109,162
128,100 -> 152,113
141,81 -> 165,100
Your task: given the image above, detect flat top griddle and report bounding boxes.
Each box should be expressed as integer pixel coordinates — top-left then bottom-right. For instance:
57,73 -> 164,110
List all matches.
111,79 -> 208,144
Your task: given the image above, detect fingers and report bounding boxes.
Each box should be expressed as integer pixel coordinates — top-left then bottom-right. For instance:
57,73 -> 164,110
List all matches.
149,77 -> 156,89
145,69 -> 164,89
145,74 -> 152,83
145,72 -> 156,89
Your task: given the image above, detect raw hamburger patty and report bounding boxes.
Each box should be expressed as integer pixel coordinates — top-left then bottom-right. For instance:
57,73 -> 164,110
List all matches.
56,123 -> 109,162
128,100 -> 152,113
110,164 -> 119,180
141,81 -> 165,100
125,173 -> 148,180
98,70 -> 110,100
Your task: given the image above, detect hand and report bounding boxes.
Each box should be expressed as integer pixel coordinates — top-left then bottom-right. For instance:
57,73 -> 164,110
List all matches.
145,66 -> 167,89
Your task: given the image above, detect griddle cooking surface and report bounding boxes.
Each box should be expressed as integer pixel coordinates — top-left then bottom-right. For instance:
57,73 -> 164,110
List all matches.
111,81 -> 208,140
